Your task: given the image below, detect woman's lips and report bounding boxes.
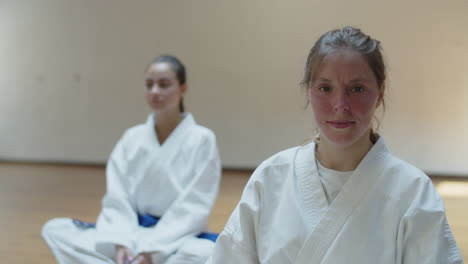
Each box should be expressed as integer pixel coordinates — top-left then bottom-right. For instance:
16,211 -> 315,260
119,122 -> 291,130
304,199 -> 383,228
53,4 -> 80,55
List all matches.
327,121 -> 355,129
152,98 -> 163,104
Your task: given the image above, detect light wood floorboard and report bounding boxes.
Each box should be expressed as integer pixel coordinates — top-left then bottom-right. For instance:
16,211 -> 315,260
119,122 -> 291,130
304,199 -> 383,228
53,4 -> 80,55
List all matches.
0,163 -> 466,263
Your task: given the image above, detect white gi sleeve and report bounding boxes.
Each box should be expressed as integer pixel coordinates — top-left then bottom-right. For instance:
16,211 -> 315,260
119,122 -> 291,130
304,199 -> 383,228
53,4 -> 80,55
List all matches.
95,130 -> 140,257
207,165 -> 264,264
397,178 -> 463,264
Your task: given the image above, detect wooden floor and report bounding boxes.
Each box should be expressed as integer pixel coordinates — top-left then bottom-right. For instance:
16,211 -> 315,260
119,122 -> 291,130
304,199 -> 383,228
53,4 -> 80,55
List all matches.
0,162 -> 466,263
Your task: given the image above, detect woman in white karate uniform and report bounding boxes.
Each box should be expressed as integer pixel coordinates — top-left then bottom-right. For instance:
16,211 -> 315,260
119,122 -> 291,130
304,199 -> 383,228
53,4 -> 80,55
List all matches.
42,55 -> 221,264
207,27 -> 463,264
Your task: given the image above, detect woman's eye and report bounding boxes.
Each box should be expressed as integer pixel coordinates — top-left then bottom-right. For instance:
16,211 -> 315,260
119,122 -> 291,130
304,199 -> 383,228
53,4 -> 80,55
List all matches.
145,80 -> 153,89
352,86 -> 365,93
318,85 -> 331,92
159,81 -> 171,89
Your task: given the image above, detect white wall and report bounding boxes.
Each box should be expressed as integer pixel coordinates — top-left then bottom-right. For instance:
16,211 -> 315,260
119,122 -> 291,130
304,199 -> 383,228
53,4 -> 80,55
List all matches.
1,0 -> 467,175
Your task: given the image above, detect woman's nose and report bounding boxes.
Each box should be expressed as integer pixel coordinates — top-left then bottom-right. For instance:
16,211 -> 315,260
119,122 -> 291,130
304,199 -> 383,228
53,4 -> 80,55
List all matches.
333,90 -> 351,113
150,85 -> 161,94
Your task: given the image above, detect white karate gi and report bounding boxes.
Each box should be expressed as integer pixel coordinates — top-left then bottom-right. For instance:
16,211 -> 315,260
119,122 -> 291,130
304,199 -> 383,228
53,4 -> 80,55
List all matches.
42,113 -> 221,264
207,137 -> 463,264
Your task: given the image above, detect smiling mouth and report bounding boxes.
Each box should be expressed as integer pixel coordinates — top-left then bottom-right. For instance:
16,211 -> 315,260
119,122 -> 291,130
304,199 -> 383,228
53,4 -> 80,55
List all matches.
327,121 -> 355,129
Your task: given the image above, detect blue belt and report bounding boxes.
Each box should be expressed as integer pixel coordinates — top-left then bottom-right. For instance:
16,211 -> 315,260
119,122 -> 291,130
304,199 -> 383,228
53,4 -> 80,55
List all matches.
72,214 -> 219,242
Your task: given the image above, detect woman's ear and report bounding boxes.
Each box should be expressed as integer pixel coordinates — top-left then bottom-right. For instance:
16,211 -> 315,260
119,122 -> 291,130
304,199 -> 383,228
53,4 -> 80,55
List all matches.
377,83 -> 385,107
306,83 -> 313,106
180,83 -> 188,95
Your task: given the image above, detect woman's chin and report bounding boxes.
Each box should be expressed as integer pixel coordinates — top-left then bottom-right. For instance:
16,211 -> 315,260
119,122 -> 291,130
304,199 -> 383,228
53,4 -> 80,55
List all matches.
148,103 -> 164,111
150,104 -> 180,114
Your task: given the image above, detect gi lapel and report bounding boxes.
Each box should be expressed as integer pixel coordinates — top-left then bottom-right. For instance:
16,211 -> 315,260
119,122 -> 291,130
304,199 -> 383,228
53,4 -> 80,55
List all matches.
138,113 -> 196,190
294,138 -> 390,263
126,114 -> 163,195
295,143 -> 329,232
158,113 -> 195,151
159,113 -> 196,191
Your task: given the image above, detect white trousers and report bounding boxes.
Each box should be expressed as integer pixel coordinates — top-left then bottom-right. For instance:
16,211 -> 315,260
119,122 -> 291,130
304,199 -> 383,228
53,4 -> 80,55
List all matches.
42,218 -> 215,264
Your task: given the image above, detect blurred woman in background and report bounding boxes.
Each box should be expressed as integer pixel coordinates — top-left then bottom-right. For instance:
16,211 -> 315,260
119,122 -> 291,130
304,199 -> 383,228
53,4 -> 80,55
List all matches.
42,55 -> 221,264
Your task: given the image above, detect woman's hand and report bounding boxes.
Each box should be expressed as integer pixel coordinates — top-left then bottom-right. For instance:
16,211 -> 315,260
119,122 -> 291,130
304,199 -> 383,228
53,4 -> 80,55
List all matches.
115,245 -> 133,264
130,253 -> 153,264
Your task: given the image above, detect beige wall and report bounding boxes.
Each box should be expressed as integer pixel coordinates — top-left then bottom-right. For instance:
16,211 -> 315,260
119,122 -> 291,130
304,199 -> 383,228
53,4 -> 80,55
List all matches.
1,0 -> 467,175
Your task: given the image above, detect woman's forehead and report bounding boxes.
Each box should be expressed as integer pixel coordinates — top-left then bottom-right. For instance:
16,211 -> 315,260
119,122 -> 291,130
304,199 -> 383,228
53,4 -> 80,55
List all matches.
146,63 -> 177,79
314,51 -> 375,82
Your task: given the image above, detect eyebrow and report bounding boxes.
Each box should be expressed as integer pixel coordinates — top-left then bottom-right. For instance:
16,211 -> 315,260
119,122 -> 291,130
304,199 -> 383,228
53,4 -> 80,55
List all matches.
315,77 -> 371,83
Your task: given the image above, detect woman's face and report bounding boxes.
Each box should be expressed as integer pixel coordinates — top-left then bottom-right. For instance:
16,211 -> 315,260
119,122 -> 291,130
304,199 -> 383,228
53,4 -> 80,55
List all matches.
144,62 -> 186,112
308,50 -> 383,148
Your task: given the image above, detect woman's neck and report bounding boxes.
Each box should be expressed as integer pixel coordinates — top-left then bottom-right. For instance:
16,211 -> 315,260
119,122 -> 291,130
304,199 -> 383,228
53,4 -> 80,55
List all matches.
154,109 -> 183,145
316,131 -> 374,172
